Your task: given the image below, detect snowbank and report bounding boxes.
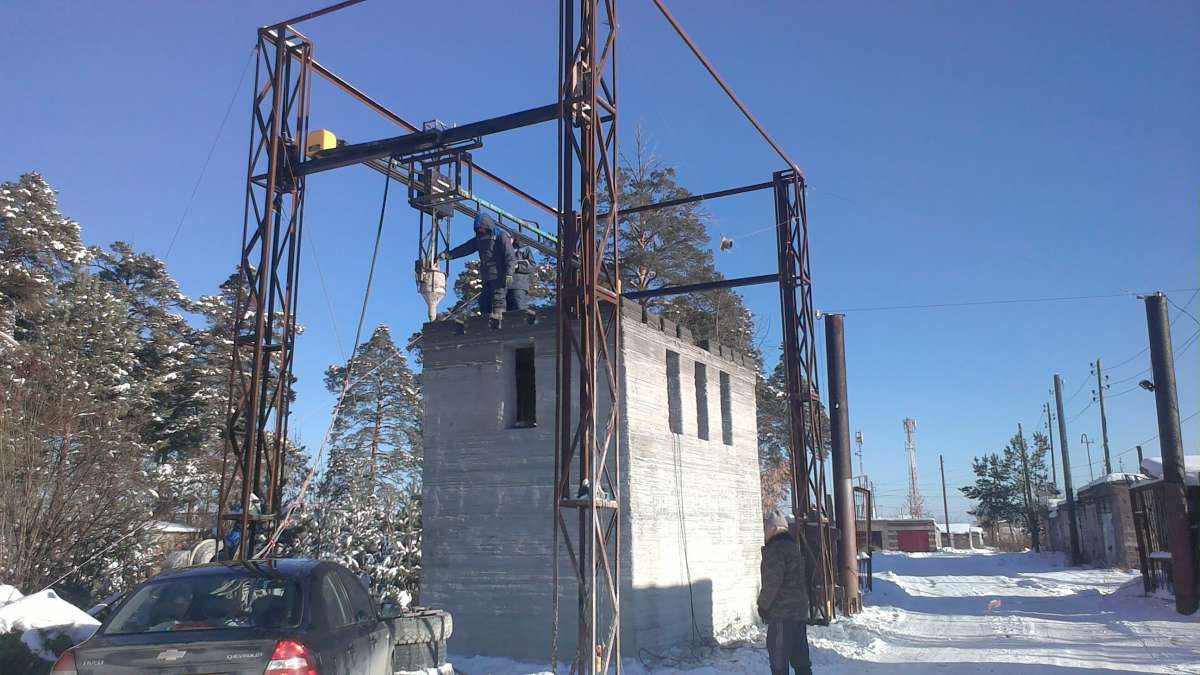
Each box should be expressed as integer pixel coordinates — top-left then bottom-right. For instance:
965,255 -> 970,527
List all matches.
0,585 -> 23,604
0,587 -> 99,660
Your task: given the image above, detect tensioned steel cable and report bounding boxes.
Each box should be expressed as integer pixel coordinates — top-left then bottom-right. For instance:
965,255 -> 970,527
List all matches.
651,0 -> 802,175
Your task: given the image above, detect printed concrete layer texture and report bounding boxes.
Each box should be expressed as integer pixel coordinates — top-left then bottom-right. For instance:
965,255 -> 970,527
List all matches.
419,304 -> 762,660
620,313 -> 763,652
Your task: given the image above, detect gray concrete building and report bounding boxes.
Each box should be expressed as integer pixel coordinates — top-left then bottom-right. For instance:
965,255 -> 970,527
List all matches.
420,301 -> 763,660
1047,473 -> 1144,569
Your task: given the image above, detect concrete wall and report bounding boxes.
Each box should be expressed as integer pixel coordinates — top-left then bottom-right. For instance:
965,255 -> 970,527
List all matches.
420,311 -> 569,660
620,306 -> 762,652
421,304 -> 762,659
1075,480 -> 1141,569
1047,479 -> 1142,569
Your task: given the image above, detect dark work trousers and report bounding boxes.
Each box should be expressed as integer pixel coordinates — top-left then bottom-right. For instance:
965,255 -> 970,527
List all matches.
767,621 -> 812,675
506,288 -> 529,311
478,280 -> 507,317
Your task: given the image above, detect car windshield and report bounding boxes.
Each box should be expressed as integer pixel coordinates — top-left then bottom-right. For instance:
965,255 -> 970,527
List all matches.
104,574 -> 302,635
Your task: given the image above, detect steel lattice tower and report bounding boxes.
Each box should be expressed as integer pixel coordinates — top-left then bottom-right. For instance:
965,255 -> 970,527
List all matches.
903,417 -> 925,518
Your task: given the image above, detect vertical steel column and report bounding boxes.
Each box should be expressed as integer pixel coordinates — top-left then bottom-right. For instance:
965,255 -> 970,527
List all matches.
219,26 -> 311,560
824,313 -> 859,614
1144,293 -> 1197,615
773,169 -> 834,623
555,0 -> 621,671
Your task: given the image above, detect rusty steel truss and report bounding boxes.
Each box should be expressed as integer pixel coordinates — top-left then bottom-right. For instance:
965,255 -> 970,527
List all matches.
220,1 -> 837,672
218,25 -> 312,557
553,0 -> 622,672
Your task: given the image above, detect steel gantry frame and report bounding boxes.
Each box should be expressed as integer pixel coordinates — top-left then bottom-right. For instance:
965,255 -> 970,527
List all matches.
554,0 -> 623,672
221,2 -> 838,673
219,24 -> 312,556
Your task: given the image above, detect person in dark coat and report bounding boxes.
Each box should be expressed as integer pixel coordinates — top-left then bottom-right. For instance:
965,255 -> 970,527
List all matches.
507,242 -> 535,311
758,508 -> 812,675
442,213 -> 515,319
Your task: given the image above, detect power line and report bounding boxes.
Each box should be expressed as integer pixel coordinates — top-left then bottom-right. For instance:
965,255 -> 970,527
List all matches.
1068,399 -> 1094,423
826,288 -> 1198,314
1093,327 -> 1198,398
1065,377 -> 1089,405
1097,287 -> 1199,373
1168,296 -> 1200,329
165,45 -> 256,261
1077,409 -> 1200,473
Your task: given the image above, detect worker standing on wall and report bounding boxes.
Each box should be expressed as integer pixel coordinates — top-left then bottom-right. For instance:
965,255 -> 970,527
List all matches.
507,241 -> 534,311
759,508 -> 813,675
441,213 -> 514,320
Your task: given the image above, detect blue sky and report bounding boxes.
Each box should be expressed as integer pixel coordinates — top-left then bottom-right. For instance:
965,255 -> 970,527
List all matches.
2,1 -> 1196,520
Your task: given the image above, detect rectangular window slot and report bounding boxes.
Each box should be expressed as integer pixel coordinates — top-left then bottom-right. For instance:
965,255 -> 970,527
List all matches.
515,346 -> 536,428
694,361 -> 709,440
667,350 -> 682,435
720,371 -> 733,445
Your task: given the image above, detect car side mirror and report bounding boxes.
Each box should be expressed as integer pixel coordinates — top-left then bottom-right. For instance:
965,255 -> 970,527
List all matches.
378,602 -> 403,620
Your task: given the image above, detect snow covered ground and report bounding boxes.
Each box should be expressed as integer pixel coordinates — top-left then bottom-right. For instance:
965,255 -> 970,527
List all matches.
0,585 -> 99,660
454,550 -> 1200,674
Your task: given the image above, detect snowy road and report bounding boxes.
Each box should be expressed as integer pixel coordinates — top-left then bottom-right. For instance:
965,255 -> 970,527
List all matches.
456,550 -> 1200,674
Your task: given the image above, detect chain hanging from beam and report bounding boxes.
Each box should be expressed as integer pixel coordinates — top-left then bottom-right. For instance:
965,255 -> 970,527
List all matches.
554,0 -> 622,672
218,27 -> 312,560
774,169 -> 836,624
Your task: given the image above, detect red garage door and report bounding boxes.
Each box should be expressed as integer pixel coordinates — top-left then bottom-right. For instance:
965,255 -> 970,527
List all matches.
897,529 -> 930,552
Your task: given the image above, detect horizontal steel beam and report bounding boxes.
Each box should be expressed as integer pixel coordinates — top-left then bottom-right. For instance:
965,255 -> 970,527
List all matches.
264,0 -> 366,31
601,180 -> 773,220
297,103 -> 559,176
621,273 -> 778,300
299,56 -> 560,218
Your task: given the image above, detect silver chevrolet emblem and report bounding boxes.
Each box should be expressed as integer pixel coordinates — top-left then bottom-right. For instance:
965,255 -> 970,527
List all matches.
157,648 -> 187,662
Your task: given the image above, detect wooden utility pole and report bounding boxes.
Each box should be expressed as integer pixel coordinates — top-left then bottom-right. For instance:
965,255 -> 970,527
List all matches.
1044,401 -> 1058,488
1093,359 -> 1113,475
1144,292 -> 1197,615
940,454 -> 951,549
1053,374 -> 1082,565
1017,422 -> 1040,552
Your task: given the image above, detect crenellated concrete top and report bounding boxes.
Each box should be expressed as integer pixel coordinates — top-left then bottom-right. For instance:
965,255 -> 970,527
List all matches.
421,298 -> 756,371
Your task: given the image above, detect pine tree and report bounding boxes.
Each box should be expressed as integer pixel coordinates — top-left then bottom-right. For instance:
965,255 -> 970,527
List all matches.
1029,432 -> 1059,503
755,359 -> 831,513
93,242 -> 200,462
320,325 -> 422,500
615,133 -> 762,366
961,452 -> 1022,540
0,173 -> 90,331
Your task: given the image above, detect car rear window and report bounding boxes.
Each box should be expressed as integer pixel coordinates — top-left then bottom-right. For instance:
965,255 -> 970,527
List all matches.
103,575 -> 302,635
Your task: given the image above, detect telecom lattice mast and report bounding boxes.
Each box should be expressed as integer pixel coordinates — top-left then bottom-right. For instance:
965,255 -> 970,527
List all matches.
903,417 -> 925,518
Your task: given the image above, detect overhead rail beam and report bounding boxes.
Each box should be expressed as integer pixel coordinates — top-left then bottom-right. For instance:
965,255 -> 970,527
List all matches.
621,273 -> 778,300
297,103 -> 560,176
360,157 -> 558,257
300,55 -> 561,217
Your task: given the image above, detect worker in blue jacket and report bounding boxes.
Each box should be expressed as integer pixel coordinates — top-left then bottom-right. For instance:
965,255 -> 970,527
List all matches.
442,213 -> 515,319
507,241 -> 535,311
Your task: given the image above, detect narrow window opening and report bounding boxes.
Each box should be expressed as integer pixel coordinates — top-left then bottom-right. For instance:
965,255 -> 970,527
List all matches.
694,361 -> 709,440
720,371 -> 733,445
515,346 -> 536,428
666,350 -> 682,434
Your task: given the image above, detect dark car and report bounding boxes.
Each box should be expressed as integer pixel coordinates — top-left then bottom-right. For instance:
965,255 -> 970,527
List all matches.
51,559 -> 394,675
